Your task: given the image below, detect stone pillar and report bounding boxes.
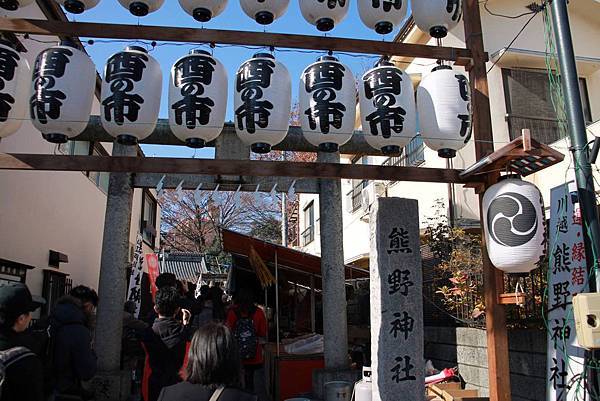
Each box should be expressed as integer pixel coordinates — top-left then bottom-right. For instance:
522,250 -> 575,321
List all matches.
370,198 -> 424,401
93,142 -> 136,401
317,151 -> 348,369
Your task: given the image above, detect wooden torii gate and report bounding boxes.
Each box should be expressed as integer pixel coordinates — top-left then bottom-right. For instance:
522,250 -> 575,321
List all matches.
0,1 -> 561,400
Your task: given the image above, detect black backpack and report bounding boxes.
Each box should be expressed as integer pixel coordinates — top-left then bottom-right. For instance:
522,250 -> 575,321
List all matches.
0,346 -> 35,398
233,308 -> 258,360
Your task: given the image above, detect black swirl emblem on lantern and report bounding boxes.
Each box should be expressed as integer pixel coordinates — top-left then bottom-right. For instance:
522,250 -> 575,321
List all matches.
487,192 -> 538,247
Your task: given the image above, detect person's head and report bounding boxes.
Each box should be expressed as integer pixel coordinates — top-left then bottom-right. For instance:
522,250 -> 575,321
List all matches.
69,285 -> 98,317
155,273 -> 177,290
0,283 -> 45,333
200,285 -> 210,300
186,323 -> 241,388
154,286 -> 180,318
234,287 -> 255,310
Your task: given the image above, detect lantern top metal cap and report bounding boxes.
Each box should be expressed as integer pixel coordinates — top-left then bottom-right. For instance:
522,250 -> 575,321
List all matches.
59,39 -> 78,48
189,49 -> 211,56
431,65 -> 453,72
252,52 -> 275,59
498,174 -> 522,182
126,46 -> 148,53
375,59 -> 395,67
317,55 -> 338,62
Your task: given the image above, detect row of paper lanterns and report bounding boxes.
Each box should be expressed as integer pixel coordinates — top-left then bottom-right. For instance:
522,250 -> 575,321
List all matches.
0,41 -> 472,157
3,0 -> 462,38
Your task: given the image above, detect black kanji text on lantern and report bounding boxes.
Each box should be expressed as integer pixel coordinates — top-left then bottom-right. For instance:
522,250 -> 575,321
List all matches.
30,48 -> 73,124
235,57 -> 275,134
364,67 -> 406,139
172,54 -> 216,129
304,61 -> 347,134
0,47 -> 20,122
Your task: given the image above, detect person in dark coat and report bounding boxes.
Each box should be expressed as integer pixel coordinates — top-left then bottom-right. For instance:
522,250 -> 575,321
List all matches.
158,323 -> 257,401
0,283 -> 45,401
142,286 -> 191,401
49,286 -> 98,400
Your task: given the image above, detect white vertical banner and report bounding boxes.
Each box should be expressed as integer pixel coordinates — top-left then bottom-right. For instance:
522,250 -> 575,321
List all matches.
547,182 -> 586,401
127,234 -> 145,318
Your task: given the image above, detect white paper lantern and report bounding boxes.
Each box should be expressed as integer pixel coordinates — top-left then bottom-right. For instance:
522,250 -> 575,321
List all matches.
169,50 -> 227,148
0,0 -> 34,11
300,55 -> 356,152
417,66 -> 471,158
299,0 -> 349,31
178,0 -> 227,22
0,41 -> 30,140
234,53 -> 291,153
483,176 -> 546,274
359,61 -> 416,155
101,46 -> 162,145
117,0 -> 164,16
411,0 -> 462,38
54,0 -> 100,14
30,41 -> 95,144
358,0 -> 408,34
240,0 -> 290,24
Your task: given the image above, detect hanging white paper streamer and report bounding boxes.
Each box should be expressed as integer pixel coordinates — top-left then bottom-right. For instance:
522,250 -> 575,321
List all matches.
193,183 -> 203,206
156,175 -> 166,197
270,183 -> 278,205
287,180 -> 296,200
254,184 -> 262,204
234,185 -> 242,208
175,180 -> 185,200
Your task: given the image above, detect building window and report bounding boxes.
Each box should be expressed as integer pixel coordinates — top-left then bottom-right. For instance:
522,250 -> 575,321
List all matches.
41,270 -> 72,316
502,68 -> 592,144
346,179 -> 367,213
302,201 -> 315,246
0,258 -> 32,286
383,135 -> 426,170
141,190 -> 158,247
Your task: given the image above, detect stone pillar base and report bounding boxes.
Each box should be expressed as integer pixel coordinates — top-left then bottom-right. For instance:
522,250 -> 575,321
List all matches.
312,368 -> 361,400
92,370 -> 131,401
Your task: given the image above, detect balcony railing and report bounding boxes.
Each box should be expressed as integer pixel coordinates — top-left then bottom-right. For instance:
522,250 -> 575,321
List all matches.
346,180 -> 367,213
383,136 -> 425,168
301,226 -> 314,246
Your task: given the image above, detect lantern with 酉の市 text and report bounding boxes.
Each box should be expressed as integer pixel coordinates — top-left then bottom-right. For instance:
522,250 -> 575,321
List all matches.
101,46 -> 162,145
30,41 -> 96,144
410,0 -> 462,38
0,40 -> 30,140
54,0 -> 100,14
417,66 -> 471,158
299,55 -> 356,153
117,0 -> 164,16
234,53 -> 291,153
0,0 -> 33,11
358,0 -> 408,35
299,0 -> 349,32
178,0 -> 227,22
169,50 -> 227,148
359,60 -> 416,155
483,176 -> 546,274
240,0 -> 290,25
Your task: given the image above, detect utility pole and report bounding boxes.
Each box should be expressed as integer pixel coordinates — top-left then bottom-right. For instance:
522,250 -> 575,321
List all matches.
550,1 -> 600,397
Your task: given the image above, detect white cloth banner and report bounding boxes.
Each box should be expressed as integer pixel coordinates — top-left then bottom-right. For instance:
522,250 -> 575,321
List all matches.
126,234 -> 145,318
547,182 -> 586,401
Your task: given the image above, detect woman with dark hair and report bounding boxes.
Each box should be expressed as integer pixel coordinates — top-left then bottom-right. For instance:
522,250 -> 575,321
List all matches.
225,287 -> 267,392
157,323 -> 257,401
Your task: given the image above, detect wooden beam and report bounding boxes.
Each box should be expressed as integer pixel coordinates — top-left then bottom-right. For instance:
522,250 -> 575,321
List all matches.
0,153 -> 482,184
463,1 -> 511,401
0,18 -> 476,65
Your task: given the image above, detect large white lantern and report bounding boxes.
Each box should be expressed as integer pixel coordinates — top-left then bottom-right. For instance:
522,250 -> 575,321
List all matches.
359,61 -> 416,155
299,0 -> 349,31
411,0 -> 462,38
417,65 -> 471,158
54,0 -> 100,14
101,46 -> 162,145
169,50 -> 227,148
234,53 -> 291,153
0,40 -> 30,140
178,0 -> 227,22
358,0 -> 408,35
240,0 -> 290,25
0,0 -> 34,11
299,55 -> 356,152
117,0 -> 164,16
483,176 -> 546,274
30,41 -> 95,144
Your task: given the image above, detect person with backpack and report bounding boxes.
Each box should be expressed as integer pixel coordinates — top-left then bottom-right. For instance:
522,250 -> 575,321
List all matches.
48,285 -> 98,401
142,286 -> 192,401
157,322 -> 257,401
225,287 -> 267,393
0,283 -> 45,401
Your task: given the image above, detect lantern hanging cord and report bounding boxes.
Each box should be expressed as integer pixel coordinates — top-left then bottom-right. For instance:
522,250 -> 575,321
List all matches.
481,0 -> 545,19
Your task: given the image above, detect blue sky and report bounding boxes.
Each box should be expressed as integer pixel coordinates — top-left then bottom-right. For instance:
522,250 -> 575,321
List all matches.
71,1 -> 409,157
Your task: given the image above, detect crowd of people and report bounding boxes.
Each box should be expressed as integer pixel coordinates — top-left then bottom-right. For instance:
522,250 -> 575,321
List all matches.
0,273 -> 268,401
